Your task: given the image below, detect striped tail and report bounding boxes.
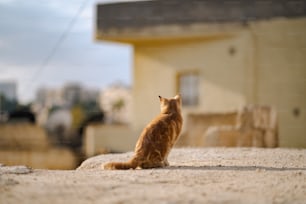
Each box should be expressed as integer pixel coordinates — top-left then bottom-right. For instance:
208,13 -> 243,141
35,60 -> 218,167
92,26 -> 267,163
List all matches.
103,159 -> 138,170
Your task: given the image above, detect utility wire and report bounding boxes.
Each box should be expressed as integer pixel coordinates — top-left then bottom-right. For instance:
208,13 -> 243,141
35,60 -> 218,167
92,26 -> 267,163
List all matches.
24,0 -> 89,90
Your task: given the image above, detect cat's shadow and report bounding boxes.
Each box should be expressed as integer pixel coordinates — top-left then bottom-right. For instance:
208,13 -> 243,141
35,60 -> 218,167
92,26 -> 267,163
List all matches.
162,165 -> 306,172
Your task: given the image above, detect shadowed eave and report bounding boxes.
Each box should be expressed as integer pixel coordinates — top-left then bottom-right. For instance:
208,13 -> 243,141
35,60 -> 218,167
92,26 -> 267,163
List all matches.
95,0 -> 306,44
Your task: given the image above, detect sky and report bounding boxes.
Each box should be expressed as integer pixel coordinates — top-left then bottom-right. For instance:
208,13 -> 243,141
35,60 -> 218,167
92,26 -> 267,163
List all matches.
0,0 -> 133,103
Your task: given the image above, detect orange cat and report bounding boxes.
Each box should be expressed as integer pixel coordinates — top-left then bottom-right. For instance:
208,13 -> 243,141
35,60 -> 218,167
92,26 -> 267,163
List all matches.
104,94 -> 183,170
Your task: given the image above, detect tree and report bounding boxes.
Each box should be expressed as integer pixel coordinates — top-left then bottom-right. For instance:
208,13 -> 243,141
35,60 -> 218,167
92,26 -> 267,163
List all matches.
71,104 -> 86,130
111,98 -> 125,124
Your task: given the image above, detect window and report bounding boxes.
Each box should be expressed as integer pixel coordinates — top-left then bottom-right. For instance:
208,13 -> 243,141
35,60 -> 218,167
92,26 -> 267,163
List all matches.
177,71 -> 199,106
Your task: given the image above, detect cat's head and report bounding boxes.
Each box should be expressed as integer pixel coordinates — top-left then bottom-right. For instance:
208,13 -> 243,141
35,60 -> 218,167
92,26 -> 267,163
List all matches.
158,94 -> 182,114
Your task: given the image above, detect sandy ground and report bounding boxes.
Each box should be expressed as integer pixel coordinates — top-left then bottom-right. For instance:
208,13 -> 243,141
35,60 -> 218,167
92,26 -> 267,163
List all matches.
1,148 -> 306,204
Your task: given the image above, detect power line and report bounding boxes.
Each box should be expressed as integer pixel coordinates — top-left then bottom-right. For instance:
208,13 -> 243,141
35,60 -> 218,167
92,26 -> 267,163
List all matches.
25,0 -> 90,90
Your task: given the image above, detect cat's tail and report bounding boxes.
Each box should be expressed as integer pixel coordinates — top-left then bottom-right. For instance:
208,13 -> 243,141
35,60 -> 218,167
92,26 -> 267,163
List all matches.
103,158 -> 138,170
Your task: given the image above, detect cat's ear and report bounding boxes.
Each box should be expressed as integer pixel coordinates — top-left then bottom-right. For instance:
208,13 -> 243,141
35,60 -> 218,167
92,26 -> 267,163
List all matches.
174,94 -> 181,100
159,95 -> 163,101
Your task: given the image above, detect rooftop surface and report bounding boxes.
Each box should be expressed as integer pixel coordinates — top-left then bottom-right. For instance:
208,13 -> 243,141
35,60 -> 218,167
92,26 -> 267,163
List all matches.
97,0 -> 306,31
1,148 -> 306,203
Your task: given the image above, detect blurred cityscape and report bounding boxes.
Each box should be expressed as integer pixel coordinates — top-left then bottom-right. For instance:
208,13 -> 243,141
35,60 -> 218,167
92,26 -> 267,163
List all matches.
0,80 -> 132,125
0,80 -> 132,169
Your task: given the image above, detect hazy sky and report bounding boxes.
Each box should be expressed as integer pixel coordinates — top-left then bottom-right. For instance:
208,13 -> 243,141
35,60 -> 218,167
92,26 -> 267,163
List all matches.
0,0 -> 133,103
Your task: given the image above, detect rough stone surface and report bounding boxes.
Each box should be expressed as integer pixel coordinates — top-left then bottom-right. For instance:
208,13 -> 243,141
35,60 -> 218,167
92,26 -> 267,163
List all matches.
0,165 -> 32,175
1,148 -> 306,204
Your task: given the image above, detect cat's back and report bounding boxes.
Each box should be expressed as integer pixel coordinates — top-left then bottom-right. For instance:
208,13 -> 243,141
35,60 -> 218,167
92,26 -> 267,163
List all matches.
137,113 -> 182,146
148,112 -> 182,132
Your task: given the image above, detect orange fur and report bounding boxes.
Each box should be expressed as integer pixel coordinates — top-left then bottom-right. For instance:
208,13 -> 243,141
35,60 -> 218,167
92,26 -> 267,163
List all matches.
104,94 -> 183,170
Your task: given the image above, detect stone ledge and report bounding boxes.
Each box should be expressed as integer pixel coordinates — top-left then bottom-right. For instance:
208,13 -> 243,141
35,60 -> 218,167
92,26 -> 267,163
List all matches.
77,148 -> 306,170
2,148 -> 306,204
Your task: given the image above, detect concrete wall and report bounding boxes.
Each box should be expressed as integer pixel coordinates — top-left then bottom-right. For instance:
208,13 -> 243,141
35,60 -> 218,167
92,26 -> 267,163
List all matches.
0,148 -> 77,170
0,123 -> 49,150
250,18 -> 306,148
177,112 -> 237,147
133,30 -> 253,129
132,18 -> 306,148
0,123 -> 78,169
83,124 -> 141,156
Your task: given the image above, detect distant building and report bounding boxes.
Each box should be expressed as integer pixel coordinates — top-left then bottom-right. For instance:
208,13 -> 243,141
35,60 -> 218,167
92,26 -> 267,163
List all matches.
62,83 -> 82,106
35,83 -> 99,108
34,83 -> 100,126
0,81 -> 17,101
62,83 -> 99,106
100,83 -> 132,124
34,88 -> 64,126
80,88 -> 99,104
36,87 -> 64,108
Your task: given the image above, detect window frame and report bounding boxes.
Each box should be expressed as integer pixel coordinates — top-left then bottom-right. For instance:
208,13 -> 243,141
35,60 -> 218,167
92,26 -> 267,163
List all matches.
176,70 -> 200,107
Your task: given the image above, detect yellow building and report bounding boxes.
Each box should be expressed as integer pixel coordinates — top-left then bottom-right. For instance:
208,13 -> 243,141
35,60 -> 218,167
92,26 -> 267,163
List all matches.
95,0 -> 306,148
